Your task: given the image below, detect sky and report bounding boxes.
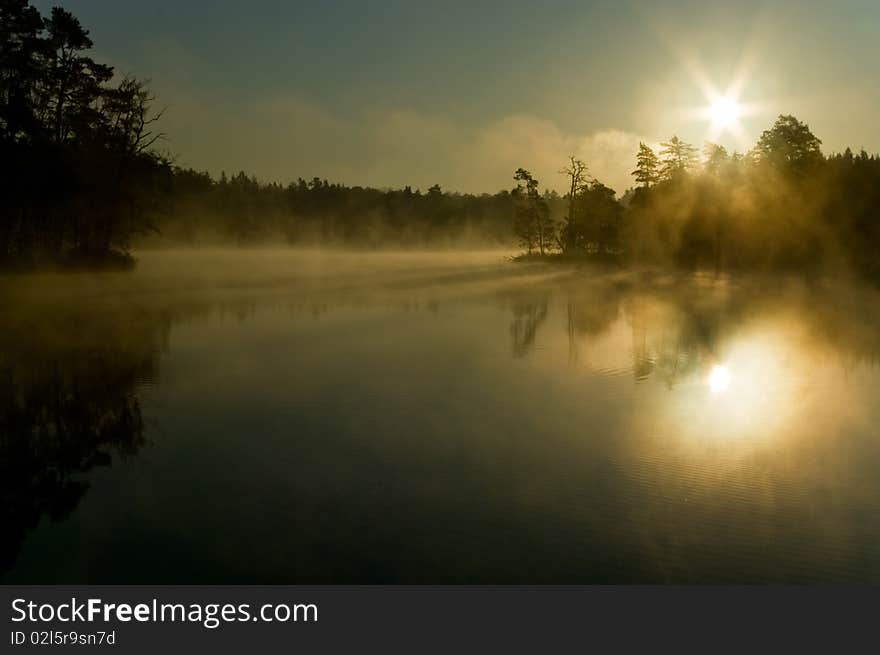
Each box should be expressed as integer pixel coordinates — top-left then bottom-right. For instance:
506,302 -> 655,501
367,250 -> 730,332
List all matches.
37,0 -> 880,194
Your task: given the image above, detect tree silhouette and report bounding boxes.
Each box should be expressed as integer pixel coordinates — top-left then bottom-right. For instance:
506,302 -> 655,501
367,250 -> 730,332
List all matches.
753,114 -> 823,173
0,1 -> 169,267
512,168 -> 553,255
42,7 -> 113,144
0,0 -> 44,142
558,156 -> 590,253
577,181 -> 622,255
703,143 -> 730,177
619,113 -> 880,279
632,143 -> 660,188
5,2 -> 880,283
659,136 -> 698,180
0,299 -> 164,576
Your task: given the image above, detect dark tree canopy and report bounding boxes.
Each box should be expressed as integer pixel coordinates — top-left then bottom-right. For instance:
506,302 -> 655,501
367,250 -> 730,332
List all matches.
659,136 -> 698,180
754,114 -> 823,172
3,2 -> 880,286
703,143 -> 730,176
632,143 -> 660,188
0,1 -> 169,267
510,112 -> 880,286
512,168 -> 554,255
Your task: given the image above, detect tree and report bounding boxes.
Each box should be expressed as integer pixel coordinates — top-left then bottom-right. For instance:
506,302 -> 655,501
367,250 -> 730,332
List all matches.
703,143 -> 729,176
753,114 -> 822,172
659,135 -> 697,180
0,2 -> 169,266
41,7 -> 113,144
512,168 -> 553,255
558,156 -> 590,252
631,143 -> 660,188
0,0 -> 45,143
96,76 -> 169,253
577,181 -> 621,254
102,76 -> 166,157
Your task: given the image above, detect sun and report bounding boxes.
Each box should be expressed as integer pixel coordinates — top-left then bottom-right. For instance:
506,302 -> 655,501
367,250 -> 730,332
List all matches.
708,364 -> 730,394
709,96 -> 740,128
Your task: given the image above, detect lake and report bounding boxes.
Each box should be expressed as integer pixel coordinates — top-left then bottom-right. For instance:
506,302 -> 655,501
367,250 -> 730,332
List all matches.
2,250 -> 880,583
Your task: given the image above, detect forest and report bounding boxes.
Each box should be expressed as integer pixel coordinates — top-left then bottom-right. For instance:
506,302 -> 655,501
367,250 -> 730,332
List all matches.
149,171 -> 521,247
0,0 -> 170,267
515,117 -> 880,283
2,0 -> 880,282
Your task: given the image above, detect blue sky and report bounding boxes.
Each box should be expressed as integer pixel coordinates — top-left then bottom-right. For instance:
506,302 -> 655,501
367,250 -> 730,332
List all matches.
39,1 -> 880,192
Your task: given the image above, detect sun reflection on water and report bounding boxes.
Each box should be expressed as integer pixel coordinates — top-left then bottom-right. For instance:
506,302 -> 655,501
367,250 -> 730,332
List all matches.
708,364 -> 730,394
670,327 -> 810,446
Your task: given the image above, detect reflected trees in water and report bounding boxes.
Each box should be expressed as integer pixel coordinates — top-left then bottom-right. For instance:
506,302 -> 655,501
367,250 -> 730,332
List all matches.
0,303 -> 167,574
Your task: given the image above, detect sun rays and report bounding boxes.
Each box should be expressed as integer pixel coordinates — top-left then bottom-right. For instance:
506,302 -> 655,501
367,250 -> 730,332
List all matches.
641,7 -> 779,151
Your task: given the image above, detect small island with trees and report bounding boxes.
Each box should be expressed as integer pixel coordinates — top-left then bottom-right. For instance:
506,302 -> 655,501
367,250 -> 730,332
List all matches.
511,115 -> 880,286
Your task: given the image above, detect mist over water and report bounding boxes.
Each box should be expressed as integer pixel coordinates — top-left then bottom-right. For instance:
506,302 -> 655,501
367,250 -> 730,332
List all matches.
3,250 -> 880,583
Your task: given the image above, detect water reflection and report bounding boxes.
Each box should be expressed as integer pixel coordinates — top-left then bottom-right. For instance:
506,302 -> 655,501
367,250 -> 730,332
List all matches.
707,365 -> 730,393
2,252 -> 880,582
510,297 -> 548,357
0,304 -> 164,573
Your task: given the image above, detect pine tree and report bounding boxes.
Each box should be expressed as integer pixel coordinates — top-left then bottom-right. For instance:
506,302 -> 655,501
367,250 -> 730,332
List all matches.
512,168 -> 554,255
631,143 -> 660,188
659,136 -> 697,180
703,142 -> 729,176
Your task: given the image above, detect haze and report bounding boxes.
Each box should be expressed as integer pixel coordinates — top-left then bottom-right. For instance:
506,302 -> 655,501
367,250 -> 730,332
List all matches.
35,0 -> 880,194
5,0 -> 880,586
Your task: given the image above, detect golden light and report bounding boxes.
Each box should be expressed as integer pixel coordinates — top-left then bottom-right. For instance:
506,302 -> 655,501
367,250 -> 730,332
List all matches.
646,325 -> 811,449
678,82 -> 756,147
653,19 -> 772,149
708,364 -> 730,394
710,96 -> 740,128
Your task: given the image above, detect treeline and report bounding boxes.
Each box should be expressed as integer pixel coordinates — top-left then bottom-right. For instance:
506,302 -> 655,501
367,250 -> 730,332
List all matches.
513,115 -> 880,281
1,1 -> 526,263
4,1 -> 880,279
146,171 -> 527,247
0,0 -> 170,267
625,118 -> 880,280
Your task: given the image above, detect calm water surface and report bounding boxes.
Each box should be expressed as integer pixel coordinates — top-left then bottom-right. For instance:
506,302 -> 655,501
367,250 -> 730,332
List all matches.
3,250 -> 880,583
